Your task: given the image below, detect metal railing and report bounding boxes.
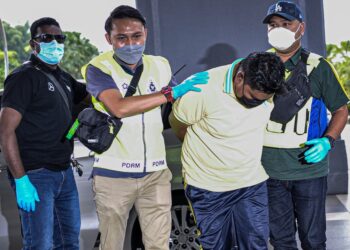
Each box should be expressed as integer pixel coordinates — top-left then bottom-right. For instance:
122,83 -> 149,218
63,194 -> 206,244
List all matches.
0,18 -> 9,79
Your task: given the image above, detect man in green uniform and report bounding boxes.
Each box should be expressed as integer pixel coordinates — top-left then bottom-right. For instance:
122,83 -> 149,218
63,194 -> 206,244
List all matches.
261,2 -> 349,249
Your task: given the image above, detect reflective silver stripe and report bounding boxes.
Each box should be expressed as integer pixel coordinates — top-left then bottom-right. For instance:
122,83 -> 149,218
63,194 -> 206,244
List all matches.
138,86 -> 147,173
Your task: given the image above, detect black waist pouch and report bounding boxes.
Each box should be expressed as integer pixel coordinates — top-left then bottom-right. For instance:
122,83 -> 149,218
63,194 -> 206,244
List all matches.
76,108 -> 122,154
70,64 -> 144,153
270,49 -> 312,124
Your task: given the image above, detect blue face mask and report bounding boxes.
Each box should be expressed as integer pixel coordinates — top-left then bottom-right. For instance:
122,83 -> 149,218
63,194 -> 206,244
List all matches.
114,44 -> 145,65
36,40 -> 64,65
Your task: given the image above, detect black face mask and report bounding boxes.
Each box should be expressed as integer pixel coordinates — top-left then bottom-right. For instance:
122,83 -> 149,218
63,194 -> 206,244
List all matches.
236,95 -> 265,108
235,82 -> 265,108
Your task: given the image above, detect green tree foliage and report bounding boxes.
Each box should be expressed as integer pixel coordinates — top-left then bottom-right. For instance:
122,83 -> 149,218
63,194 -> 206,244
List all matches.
0,51 -> 21,89
326,41 -> 350,97
0,21 -> 99,89
0,22 -> 31,62
60,32 -> 99,79
0,21 -> 30,88
0,50 -> 21,87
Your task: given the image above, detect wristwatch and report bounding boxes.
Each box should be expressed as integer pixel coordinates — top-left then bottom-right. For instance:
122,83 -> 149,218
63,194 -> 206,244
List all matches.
161,86 -> 174,103
325,135 -> 336,148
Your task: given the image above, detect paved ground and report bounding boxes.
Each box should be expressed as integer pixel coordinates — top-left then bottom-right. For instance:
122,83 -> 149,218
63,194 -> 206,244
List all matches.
320,124 -> 350,250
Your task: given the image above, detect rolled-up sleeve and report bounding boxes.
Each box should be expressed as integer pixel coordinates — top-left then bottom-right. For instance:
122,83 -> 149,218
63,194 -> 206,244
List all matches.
86,65 -> 119,99
2,71 -> 34,115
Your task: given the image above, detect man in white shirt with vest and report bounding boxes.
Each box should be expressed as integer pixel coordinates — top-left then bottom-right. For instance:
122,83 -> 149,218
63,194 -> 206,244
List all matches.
84,5 -> 208,250
261,2 -> 349,249
170,52 -> 285,250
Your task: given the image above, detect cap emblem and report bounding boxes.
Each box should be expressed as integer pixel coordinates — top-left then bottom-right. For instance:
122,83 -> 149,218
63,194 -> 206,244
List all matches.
275,4 -> 282,12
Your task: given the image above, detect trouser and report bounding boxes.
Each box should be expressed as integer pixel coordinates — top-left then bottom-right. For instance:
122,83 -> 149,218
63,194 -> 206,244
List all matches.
10,166 -> 81,250
185,181 -> 269,250
267,176 -> 327,250
93,169 -> 172,250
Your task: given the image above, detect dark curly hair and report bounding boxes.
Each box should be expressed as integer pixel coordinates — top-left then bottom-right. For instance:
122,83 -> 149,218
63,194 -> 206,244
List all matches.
240,52 -> 285,94
30,17 -> 60,39
105,5 -> 146,34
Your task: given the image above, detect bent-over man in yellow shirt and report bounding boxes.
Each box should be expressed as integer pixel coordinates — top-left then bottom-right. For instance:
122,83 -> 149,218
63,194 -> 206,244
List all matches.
170,52 -> 285,250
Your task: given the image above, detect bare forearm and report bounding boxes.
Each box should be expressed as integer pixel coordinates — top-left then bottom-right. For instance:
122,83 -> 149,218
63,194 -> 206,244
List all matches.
173,126 -> 187,142
0,131 -> 25,178
105,92 -> 167,118
169,112 -> 188,142
326,105 -> 349,139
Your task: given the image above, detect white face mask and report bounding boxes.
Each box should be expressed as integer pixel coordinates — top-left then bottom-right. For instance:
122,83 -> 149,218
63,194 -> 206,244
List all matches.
268,24 -> 302,51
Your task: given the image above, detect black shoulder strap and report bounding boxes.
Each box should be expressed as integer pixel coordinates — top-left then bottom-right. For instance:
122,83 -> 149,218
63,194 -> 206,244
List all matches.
25,61 -> 71,113
300,48 -> 310,64
40,70 -> 71,113
124,64 -> 144,97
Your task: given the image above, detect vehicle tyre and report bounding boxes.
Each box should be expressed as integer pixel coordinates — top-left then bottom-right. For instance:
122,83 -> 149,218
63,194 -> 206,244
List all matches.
169,194 -> 201,250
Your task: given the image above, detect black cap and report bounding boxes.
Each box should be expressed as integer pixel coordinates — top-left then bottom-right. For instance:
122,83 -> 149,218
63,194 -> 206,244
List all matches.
263,1 -> 303,24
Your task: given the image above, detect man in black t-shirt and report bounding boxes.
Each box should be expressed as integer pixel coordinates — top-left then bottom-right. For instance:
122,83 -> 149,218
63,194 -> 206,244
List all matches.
0,17 -> 88,249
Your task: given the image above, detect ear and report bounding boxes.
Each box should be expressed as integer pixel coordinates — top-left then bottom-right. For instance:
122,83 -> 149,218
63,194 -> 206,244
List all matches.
233,70 -> 245,89
29,40 -> 35,50
105,33 -> 112,45
29,39 -> 40,54
144,27 -> 148,40
236,70 -> 245,84
233,70 -> 245,97
300,22 -> 305,35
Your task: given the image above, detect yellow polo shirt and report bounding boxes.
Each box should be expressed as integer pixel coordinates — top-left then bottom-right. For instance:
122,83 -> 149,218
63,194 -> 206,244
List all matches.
173,60 -> 270,192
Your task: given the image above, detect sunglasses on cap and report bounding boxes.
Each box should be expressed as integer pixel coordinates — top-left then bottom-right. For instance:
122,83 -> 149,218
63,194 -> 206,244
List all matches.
33,33 -> 66,44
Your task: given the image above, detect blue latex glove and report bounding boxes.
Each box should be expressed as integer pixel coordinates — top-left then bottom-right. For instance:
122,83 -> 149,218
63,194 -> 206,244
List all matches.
15,175 -> 40,212
303,137 -> 331,164
172,71 -> 209,100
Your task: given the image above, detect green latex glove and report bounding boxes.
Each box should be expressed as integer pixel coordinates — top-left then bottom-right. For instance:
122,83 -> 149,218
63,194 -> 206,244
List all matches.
303,137 -> 331,164
172,71 -> 209,100
15,175 -> 40,212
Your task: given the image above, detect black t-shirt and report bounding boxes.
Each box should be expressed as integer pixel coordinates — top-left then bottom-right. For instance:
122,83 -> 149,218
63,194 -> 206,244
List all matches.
1,54 -> 88,171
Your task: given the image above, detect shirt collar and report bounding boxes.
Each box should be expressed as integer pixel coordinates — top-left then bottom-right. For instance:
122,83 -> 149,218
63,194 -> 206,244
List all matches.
268,47 -> 303,68
287,47 -> 302,66
224,58 -> 244,94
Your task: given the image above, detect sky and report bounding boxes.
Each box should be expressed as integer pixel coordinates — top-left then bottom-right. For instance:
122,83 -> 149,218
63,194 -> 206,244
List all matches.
323,0 -> 350,45
0,0 -> 136,52
0,0 -> 349,51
